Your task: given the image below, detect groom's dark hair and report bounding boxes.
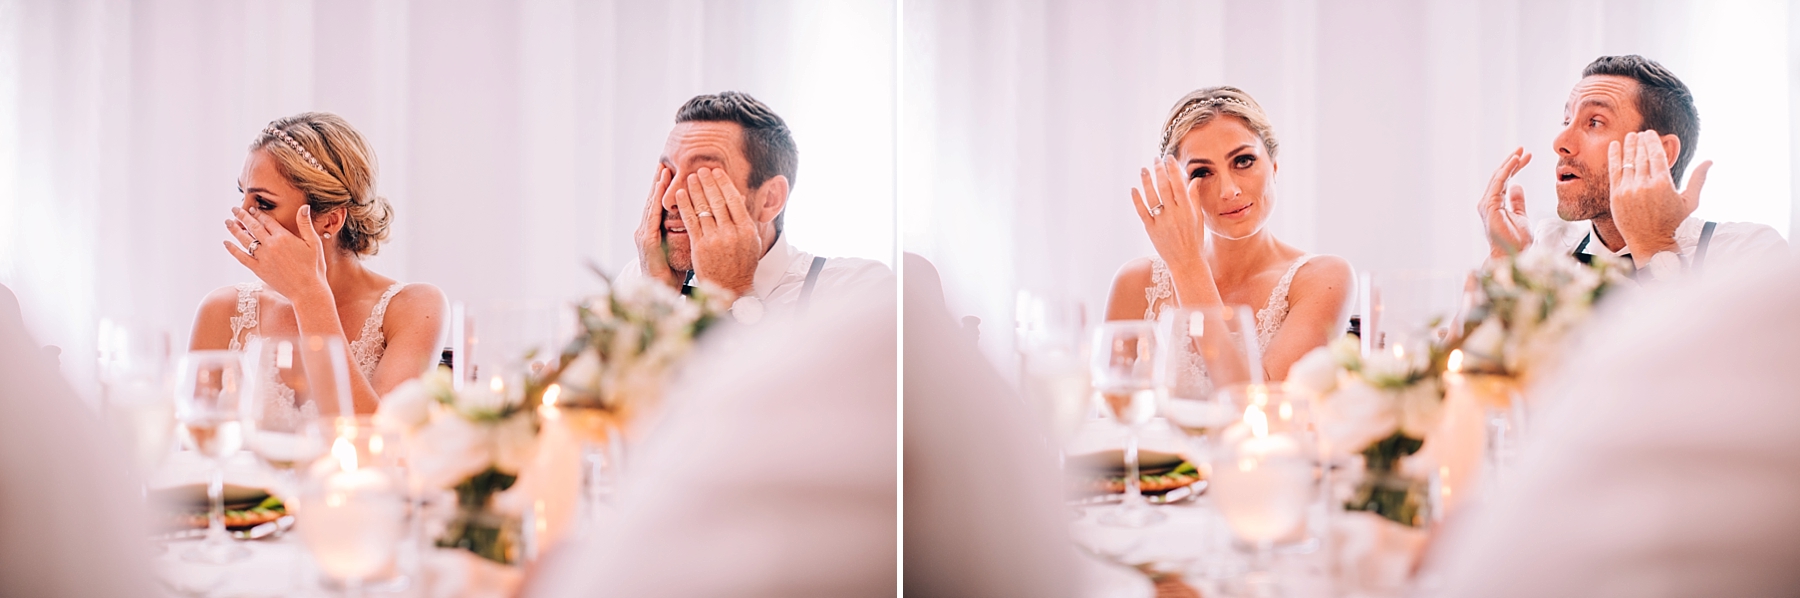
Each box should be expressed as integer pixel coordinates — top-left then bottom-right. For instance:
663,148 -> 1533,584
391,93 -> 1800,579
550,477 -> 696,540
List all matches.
1582,55 -> 1700,186
675,91 -> 798,233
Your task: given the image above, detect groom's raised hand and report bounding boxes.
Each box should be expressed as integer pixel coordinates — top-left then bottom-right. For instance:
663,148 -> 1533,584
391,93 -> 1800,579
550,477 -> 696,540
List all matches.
1479,147 -> 1534,258
674,167 -> 762,297
1609,130 -> 1708,269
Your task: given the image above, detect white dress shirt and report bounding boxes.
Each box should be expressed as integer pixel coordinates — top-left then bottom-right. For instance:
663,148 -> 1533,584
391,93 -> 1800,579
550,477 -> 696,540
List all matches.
1531,216 -> 1788,281
1433,255 -> 1800,596
621,233 -> 893,320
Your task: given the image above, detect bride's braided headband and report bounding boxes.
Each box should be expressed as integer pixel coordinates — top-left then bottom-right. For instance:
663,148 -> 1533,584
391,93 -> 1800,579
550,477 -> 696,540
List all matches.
1158,95 -> 1252,155
264,124 -> 327,173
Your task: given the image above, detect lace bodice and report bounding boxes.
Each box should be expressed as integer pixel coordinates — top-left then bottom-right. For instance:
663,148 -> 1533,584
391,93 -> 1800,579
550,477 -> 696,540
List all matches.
228,282 -> 406,427
1145,255 -> 1314,395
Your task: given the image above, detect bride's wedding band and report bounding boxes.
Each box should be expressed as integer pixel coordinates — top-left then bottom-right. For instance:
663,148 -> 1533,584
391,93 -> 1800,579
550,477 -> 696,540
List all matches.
247,239 -> 261,255
1149,204 -> 1164,217
1622,163 -> 1634,169
696,211 -> 713,218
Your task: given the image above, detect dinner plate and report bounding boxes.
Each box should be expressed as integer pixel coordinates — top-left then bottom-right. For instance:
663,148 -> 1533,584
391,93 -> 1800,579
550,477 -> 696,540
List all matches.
1065,449 -> 1187,477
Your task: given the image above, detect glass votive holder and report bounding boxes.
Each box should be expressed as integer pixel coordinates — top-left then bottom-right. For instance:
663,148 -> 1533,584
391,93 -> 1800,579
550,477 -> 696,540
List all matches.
295,416 -> 410,593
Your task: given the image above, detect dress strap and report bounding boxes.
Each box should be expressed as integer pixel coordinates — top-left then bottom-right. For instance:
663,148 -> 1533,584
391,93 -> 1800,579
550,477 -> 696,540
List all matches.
1254,255 -> 1315,347
227,282 -> 264,351
355,283 -> 406,346
1145,258 -> 1174,321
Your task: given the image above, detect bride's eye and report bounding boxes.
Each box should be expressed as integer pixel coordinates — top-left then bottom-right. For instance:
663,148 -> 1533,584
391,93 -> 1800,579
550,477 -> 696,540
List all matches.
255,197 -> 275,211
1189,166 -> 1211,179
1233,155 -> 1256,169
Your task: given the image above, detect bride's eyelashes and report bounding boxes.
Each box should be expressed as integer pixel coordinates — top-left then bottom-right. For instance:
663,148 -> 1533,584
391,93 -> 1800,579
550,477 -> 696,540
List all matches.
1189,166 -> 1212,179
236,187 -> 276,211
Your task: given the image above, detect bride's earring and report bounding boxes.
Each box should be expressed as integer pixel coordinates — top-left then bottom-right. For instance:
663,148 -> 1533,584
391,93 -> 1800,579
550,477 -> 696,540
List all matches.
323,232 -> 332,239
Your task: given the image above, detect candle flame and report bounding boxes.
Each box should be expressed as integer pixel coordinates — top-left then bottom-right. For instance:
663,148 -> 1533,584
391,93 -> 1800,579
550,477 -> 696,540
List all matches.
331,435 -> 358,472
1447,349 -> 1464,374
1278,401 -> 1293,421
1394,344 -> 1406,360
1244,404 -> 1269,438
369,433 -> 384,456
543,383 -> 562,407
490,375 -> 506,395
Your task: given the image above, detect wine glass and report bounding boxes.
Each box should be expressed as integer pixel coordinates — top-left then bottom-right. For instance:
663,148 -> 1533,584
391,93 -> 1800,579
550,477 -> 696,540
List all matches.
1091,320 -> 1162,527
1211,386 -> 1318,594
171,350 -> 251,564
241,336 -> 341,502
296,415 -> 410,593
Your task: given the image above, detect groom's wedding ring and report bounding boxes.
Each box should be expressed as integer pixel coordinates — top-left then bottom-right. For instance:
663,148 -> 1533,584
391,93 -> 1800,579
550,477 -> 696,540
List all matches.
247,239 -> 261,256
1149,204 -> 1164,217
1622,163 -> 1634,169
696,211 -> 713,218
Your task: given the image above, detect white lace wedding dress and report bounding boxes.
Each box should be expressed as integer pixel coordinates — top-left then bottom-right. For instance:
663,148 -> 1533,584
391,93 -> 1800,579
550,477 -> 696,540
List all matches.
1145,254 -> 1313,396
227,281 -> 406,428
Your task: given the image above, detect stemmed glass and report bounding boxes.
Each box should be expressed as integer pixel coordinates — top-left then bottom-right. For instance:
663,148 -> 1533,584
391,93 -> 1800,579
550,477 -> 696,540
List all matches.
1091,320 -> 1163,527
171,350 -> 251,564
240,336 -> 342,503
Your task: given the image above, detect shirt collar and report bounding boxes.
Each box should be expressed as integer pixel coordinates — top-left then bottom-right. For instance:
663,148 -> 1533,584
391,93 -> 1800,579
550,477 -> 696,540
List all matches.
1577,217 -> 1703,258
751,233 -> 799,299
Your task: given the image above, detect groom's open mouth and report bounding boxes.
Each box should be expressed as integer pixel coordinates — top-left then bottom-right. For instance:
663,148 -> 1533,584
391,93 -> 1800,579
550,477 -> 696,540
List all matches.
664,221 -> 688,236
1556,166 -> 1581,184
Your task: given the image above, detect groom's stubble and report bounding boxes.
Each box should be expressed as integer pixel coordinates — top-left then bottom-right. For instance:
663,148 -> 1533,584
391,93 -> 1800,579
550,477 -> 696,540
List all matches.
1556,156 -> 1611,222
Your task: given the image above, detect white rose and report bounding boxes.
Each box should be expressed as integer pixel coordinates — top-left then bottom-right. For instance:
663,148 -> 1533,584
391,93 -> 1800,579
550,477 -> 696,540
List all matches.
1318,378 -> 1398,455
1462,316 -> 1506,363
1329,335 -> 1362,370
490,414 -> 539,475
1361,349 -> 1411,387
558,348 -> 603,395
412,415 -> 493,490
1286,347 -> 1340,396
375,378 -> 433,432
1396,378 -> 1444,438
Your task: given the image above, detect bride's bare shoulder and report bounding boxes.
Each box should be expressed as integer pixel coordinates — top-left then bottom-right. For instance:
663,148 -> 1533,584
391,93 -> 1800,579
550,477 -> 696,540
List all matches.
190,285 -> 250,349
1291,254 -> 1353,298
1110,256 -> 1158,288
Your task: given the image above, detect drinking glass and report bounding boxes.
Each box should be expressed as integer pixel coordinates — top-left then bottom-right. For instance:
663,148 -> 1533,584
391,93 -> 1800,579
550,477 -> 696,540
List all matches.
1210,388 -> 1316,595
1091,320 -> 1162,527
97,319 -> 176,479
297,416 -> 410,594
171,350 -> 251,564
1015,291 -> 1092,447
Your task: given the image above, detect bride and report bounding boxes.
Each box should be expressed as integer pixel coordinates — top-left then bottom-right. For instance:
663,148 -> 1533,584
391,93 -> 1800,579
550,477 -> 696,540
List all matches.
1106,87 -> 1352,382
189,112 -> 445,416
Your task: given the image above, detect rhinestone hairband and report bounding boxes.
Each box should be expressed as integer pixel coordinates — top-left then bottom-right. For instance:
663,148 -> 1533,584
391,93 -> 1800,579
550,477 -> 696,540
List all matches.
1158,96 -> 1252,153
264,124 -> 326,172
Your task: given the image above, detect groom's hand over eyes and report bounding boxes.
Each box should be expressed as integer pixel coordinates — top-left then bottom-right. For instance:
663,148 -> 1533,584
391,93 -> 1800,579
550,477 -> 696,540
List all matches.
635,165 -> 682,288
674,167 -> 761,298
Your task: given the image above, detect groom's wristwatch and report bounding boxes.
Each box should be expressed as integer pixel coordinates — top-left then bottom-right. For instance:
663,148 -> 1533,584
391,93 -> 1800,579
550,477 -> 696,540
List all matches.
731,295 -> 764,325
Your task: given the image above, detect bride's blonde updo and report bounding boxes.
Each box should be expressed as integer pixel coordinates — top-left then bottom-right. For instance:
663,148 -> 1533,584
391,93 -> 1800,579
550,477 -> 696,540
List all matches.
1158,86 -> 1280,160
252,112 -> 393,256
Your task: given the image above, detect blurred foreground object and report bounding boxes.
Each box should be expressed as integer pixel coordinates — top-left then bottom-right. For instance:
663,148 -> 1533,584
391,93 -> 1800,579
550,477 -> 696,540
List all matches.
904,254 -> 1077,597
0,294 -> 155,595
1434,258 -> 1800,596
523,285 -> 896,597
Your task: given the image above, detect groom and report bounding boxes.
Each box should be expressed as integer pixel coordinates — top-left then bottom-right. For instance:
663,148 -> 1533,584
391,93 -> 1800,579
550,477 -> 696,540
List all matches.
625,92 -> 890,324
1478,55 -> 1787,281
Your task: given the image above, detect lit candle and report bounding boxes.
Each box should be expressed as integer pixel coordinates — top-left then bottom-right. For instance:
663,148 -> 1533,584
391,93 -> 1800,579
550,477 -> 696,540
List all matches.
298,434 -> 405,584
1212,404 -> 1312,543
1432,349 -> 1486,516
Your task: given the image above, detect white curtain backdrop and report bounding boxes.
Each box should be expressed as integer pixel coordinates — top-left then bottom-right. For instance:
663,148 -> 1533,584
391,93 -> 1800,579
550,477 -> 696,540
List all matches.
0,0 -> 896,400
903,0 -> 1798,371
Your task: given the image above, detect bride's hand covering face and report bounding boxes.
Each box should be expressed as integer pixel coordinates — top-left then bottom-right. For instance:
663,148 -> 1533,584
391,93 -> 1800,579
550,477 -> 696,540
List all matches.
192,113 -> 445,410
1174,117 -> 1277,241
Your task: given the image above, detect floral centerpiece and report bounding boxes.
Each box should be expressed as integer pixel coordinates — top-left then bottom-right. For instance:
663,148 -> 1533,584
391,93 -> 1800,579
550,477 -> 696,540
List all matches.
1457,244 -> 1631,390
375,269 -> 729,564
1289,335 -> 1449,527
545,272 -> 730,424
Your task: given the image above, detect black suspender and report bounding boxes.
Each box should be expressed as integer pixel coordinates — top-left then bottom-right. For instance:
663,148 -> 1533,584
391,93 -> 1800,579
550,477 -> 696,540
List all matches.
1694,221 -> 1718,273
798,256 -> 827,313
